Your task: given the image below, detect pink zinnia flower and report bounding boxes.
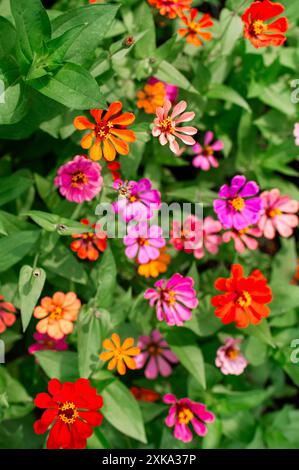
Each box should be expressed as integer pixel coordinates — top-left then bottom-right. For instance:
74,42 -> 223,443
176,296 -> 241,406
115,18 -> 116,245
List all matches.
258,189 -> 299,239
112,178 -> 161,222
222,226 -> 262,253
215,337 -> 248,375
0,295 -> 16,334
28,332 -> 68,354
54,155 -> 103,203
123,222 -> 165,264
213,175 -> 262,230
152,100 -> 197,155
163,394 -> 215,443
192,131 -> 224,170
135,329 -> 178,379
293,123 -> 299,146
144,273 -> 198,326
148,77 -> 179,103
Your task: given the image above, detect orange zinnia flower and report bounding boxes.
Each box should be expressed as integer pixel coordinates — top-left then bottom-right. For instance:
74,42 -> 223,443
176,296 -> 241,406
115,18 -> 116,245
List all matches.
131,386 -> 160,403
70,218 -> 107,261
34,292 -> 81,340
137,82 -> 166,114
137,247 -> 171,278
74,101 -> 136,162
211,264 -> 272,328
178,9 -> 214,47
242,0 -> 288,48
99,333 -> 140,375
147,0 -> 191,19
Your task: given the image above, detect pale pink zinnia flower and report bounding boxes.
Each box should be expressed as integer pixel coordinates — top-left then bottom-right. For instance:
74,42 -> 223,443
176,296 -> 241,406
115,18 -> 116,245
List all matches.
222,226 -> 262,253
135,329 -> 178,379
123,222 -> 165,264
215,337 -> 248,375
192,131 -> 224,170
258,189 -> 299,239
144,273 -> 198,326
152,100 -> 197,155
54,155 -> 103,203
293,123 -> 299,146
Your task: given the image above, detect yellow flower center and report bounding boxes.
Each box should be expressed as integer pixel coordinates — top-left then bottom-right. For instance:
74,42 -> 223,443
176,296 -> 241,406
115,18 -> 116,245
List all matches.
147,342 -> 161,356
160,117 -> 174,134
58,401 -> 79,424
252,19 -> 268,36
203,145 -> 214,157
178,407 -> 194,424
95,120 -> 113,139
138,238 -> 149,246
237,290 -> 252,308
50,306 -> 63,320
226,347 -> 239,360
129,195 -> 137,202
71,171 -> 88,188
269,208 -> 282,218
230,196 -> 245,211
166,289 -> 176,304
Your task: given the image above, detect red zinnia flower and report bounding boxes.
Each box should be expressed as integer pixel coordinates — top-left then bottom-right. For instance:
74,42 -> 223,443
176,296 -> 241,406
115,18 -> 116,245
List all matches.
0,295 -> 16,334
70,218 -> 107,261
107,161 -> 121,181
130,386 -> 160,403
242,0 -> 288,48
211,264 -> 272,328
33,378 -> 103,449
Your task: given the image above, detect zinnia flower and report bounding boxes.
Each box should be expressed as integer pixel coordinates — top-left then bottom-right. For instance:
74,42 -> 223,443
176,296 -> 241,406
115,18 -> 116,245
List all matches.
70,218 -> 107,261
0,295 -> 16,334
294,123 -> 299,146
213,175 -> 262,230
192,131 -> 224,170
74,101 -> 136,161
242,0 -> 288,48
33,378 -> 103,449
135,330 -> 178,379
211,264 -> 272,328
99,333 -> 140,375
148,77 -> 179,104
131,387 -> 160,403
29,332 -> 68,354
137,247 -> 171,278
112,178 -> 161,222
137,81 -> 166,114
215,337 -> 248,375
178,9 -> 214,47
147,0 -> 191,19
164,394 -> 215,443
258,189 -> 299,239
124,222 -> 165,264
152,100 -> 197,155
144,273 -> 198,326
107,161 -> 121,181
54,155 -> 103,203
222,226 -> 262,253
34,292 -> 81,340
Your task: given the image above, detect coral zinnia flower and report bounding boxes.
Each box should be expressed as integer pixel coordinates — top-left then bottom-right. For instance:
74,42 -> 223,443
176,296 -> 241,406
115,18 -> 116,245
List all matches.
28,332 -> 68,354
144,273 -> 198,326
192,131 -> 224,170
222,226 -> 262,253
135,330 -> 178,379
213,175 -> 262,230
147,0 -> 191,19
33,378 -> 103,449
0,295 -> 16,334
148,77 -> 179,103
258,189 -> 299,239
294,123 -> 299,146
34,292 -> 81,340
215,337 -> 248,376
124,222 -> 165,264
242,0 -> 288,48
137,247 -> 171,278
99,333 -> 140,375
74,101 -> 136,161
211,264 -> 272,328
131,386 -> 160,403
152,100 -> 197,155
178,9 -> 214,47
137,81 -> 166,114
164,394 -> 215,443
70,218 -> 107,261
54,155 -> 103,203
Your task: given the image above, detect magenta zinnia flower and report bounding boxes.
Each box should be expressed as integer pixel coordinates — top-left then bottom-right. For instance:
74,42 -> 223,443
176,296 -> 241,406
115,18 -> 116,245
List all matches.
148,77 -> 179,103
112,178 -> 161,222
28,332 -> 68,354
222,226 -> 262,253
144,273 -> 198,326
163,394 -> 215,443
258,189 -> 299,239
192,131 -> 224,170
213,175 -> 262,230
152,100 -> 197,155
124,222 -> 165,264
215,337 -> 248,376
135,330 -> 178,379
54,155 -> 103,203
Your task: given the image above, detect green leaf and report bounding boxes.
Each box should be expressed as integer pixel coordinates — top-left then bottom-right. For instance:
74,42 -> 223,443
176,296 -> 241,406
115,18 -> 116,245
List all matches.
24,210 -> 90,235
34,351 -> 79,381
164,328 -> 206,389
245,336 -> 267,366
18,265 -> 46,332
269,283 -> 299,316
271,238 -> 297,285
134,2 -> 155,59
45,25 -> 85,65
0,58 -> 29,125
245,320 -> 275,348
0,16 -> 16,58
0,367 -> 33,421
219,9 -> 243,55
0,230 -> 40,272
156,60 -> 199,95
0,170 -> 32,206
93,246 -> 117,309
100,379 -> 147,443
29,62 -> 105,110
10,0 -> 51,62
207,83 -> 251,112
